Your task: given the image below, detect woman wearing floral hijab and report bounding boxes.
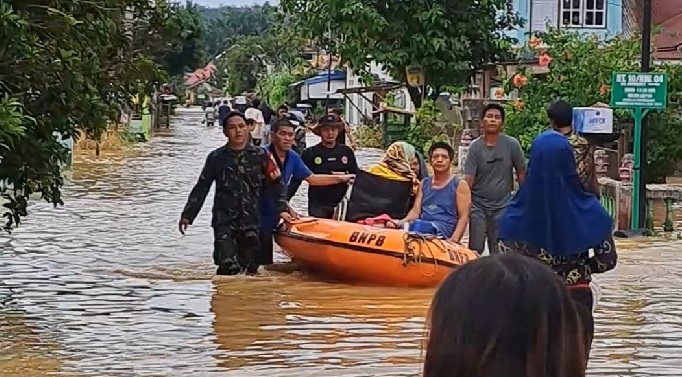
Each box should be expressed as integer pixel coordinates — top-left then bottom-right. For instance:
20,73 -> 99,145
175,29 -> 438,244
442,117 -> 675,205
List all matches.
366,141 -> 421,196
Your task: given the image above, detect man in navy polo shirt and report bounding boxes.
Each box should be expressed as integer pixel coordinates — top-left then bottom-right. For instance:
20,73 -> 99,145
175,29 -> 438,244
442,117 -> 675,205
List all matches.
258,117 -> 354,266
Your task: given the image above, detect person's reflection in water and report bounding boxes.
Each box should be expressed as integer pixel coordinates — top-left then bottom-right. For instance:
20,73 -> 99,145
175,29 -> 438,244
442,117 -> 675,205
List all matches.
210,279 -> 288,370
423,253 -> 587,377
498,130 -> 617,360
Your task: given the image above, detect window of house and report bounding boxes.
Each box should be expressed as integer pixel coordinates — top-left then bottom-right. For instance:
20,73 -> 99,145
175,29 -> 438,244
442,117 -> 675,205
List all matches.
560,0 -> 606,28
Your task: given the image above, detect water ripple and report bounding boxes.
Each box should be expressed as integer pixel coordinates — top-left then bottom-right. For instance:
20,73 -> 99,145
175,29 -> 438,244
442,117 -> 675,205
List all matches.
1,107 -> 681,376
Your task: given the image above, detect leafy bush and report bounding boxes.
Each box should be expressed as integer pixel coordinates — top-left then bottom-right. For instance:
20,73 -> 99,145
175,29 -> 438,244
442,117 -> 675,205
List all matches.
353,123 -> 383,149
406,99 -> 459,154
502,28 -> 682,183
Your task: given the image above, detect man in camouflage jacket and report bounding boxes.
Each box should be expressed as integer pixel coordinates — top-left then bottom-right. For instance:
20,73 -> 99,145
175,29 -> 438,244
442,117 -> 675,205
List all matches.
178,111 -> 292,275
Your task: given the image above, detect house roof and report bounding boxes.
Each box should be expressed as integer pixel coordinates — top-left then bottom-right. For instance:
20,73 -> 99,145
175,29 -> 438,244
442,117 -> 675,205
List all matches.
184,63 -> 217,88
652,0 -> 682,59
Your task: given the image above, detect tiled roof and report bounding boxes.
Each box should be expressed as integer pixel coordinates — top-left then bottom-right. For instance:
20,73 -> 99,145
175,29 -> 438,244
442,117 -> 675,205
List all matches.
184,63 -> 216,88
651,0 -> 682,59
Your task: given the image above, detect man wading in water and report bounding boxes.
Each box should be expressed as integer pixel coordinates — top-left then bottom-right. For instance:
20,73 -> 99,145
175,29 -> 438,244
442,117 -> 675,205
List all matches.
300,114 -> 358,218
178,111 -> 293,275
464,103 -> 525,255
259,116 -> 354,266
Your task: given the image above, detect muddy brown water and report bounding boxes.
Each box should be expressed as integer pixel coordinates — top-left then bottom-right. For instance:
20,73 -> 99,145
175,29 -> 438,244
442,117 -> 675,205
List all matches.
1,107 -> 682,376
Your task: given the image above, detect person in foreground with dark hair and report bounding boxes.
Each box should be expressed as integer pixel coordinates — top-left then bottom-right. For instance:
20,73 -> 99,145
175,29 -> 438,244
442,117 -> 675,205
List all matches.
498,130 -> 617,358
547,99 -> 599,196
388,142 -> 471,245
178,111 -> 293,275
423,253 -> 587,377
463,102 -> 525,255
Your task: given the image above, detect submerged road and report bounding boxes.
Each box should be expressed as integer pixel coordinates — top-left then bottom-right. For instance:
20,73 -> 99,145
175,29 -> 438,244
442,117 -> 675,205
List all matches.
1,107 -> 681,376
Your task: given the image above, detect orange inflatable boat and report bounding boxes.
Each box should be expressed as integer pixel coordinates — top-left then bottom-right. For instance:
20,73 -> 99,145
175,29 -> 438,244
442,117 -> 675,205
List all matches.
275,218 -> 479,288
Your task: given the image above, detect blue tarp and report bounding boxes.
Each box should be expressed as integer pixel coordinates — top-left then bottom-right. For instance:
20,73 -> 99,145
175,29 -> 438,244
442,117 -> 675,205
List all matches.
303,70 -> 346,85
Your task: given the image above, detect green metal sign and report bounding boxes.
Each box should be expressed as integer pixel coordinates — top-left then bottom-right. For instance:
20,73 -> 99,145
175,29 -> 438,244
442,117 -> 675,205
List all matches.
610,72 -> 668,109
609,72 -> 669,230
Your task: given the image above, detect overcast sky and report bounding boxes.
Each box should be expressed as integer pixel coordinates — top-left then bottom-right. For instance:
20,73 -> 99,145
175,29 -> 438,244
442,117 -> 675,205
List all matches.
194,0 -> 274,6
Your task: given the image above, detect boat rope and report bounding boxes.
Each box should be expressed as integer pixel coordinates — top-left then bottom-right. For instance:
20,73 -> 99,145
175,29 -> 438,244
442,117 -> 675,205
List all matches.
401,232 -> 450,277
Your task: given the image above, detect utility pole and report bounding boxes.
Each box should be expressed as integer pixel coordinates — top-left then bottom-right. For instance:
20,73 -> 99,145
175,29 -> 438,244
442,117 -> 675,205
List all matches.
638,0 -> 652,229
324,22 -> 333,111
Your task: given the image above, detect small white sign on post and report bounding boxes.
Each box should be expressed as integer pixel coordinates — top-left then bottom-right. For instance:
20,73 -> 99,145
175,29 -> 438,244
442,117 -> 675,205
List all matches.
572,107 -> 614,134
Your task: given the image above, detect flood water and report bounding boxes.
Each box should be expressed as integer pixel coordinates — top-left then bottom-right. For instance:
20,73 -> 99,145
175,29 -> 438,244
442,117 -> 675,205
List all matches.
1,107 -> 682,376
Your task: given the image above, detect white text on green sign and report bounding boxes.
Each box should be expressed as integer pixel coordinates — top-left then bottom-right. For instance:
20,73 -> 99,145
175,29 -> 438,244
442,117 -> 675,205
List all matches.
610,72 -> 668,110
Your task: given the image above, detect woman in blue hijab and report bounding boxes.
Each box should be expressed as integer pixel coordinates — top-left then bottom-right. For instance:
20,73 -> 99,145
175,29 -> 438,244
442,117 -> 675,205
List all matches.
497,130 -> 617,361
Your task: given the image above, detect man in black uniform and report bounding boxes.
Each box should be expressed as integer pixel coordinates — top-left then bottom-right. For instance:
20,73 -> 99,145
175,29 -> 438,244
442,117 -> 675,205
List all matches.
327,107 -> 355,149
178,111 -> 292,275
301,113 -> 359,218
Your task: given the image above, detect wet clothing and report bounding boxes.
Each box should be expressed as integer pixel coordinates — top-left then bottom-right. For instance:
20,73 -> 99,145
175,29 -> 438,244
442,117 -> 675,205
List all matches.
469,207 -> 504,254
258,145 -> 312,265
301,142 -> 358,218
408,176 -> 459,237
180,145 -> 287,274
203,107 -> 216,125
564,129 -> 599,196
258,227 -> 275,266
464,134 -> 525,254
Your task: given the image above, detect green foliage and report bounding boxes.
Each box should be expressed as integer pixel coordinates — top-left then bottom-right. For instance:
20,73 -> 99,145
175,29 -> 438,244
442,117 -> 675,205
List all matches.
353,124 -> 383,149
159,1 -> 208,77
279,0 -> 523,107
210,6 -> 309,97
406,99 -> 457,154
200,4 -> 276,57
0,0 -> 198,231
259,67 -> 308,107
503,28 -> 682,183
216,37 -> 266,95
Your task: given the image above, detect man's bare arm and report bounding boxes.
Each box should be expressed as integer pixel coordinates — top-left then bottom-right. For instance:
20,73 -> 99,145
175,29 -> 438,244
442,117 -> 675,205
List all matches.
401,187 -> 423,223
449,180 -> 471,243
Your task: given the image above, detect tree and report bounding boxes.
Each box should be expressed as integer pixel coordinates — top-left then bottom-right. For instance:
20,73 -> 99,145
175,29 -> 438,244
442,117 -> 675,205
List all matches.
502,28 -> 682,183
201,4 -> 276,58
216,37 -> 267,95
159,1 -> 208,77
210,7 -> 309,97
279,0 -> 523,107
0,0 -> 196,231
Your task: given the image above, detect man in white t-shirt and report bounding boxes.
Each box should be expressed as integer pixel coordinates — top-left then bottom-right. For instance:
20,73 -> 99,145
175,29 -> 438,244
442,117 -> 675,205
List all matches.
244,98 -> 265,146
